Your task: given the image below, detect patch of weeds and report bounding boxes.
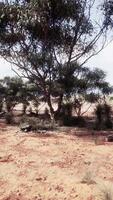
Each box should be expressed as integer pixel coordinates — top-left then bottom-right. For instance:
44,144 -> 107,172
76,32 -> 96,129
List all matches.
20,115 -> 54,131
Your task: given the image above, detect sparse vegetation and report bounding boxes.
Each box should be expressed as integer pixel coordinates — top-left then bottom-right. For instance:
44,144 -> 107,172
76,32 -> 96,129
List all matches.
0,0 -> 113,199
20,116 -> 53,131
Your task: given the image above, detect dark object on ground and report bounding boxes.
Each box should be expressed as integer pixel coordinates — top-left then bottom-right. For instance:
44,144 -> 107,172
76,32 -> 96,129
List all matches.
20,124 -> 32,132
107,135 -> 113,142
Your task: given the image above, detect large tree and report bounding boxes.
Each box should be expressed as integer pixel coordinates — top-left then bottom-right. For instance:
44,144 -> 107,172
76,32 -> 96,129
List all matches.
0,0 -> 109,119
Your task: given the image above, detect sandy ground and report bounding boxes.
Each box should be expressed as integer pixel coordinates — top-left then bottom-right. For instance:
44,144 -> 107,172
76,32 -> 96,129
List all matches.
14,101 -> 96,117
0,126 -> 113,199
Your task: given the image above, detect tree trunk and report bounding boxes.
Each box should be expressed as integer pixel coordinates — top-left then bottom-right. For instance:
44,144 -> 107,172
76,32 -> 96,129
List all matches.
0,102 -> 3,112
23,103 -> 27,114
47,95 -> 55,128
76,106 -> 82,117
56,94 -> 63,113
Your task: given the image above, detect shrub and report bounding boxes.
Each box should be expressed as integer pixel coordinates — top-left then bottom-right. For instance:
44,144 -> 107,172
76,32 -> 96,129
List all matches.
0,102 -> 3,112
55,103 -> 73,121
63,103 -> 73,117
20,116 -> 53,131
44,108 -> 49,115
95,104 -> 103,125
94,103 -> 112,130
104,104 -> 113,129
105,119 -> 113,129
62,116 -> 86,127
5,112 -> 14,124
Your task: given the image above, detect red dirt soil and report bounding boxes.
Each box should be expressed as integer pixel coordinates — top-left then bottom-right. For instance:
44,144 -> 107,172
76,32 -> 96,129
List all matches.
0,126 -> 113,200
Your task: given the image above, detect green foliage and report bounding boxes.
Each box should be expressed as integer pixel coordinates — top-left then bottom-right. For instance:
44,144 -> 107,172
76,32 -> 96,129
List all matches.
5,112 -> 14,124
2,76 -> 24,112
0,0 -> 109,117
102,0 -> 113,28
94,103 -> 113,130
0,0 -> 94,49
44,108 -> 50,117
104,104 -> 113,129
20,116 -> 53,131
0,76 -> 40,114
63,66 -> 113,117
63,116 -> 86,127
62,103 -> 73,117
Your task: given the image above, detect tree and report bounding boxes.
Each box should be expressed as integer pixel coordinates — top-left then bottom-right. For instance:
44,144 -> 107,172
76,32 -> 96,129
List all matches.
0,0 -> 109,119
95,103 -> 113,130
0,80 -> 5,112
16,81 -> 40,114
59,66 -> 113,117
1,76 -> 24,113
0,77 -> 39,114
102,0 -> 113,28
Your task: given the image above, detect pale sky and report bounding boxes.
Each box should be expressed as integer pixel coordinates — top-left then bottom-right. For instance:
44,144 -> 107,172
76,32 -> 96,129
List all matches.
0,58 -> 15,78
0,41 -> 113,84
87,41 -> 113,85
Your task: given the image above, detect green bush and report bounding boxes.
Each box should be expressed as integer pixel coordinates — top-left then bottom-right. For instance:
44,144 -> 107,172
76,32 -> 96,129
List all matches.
105,119 -> 113,129
62,116 -> 86,127
94,103 -> 113,130
55,103 -> 73,121
20,116 -> 53,131
5,112 -> 14,124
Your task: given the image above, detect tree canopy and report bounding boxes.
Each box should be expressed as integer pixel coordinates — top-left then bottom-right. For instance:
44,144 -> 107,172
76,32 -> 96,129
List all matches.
0,0 -> 112,118
103,0 -> 113,28
0,76 -> 39,113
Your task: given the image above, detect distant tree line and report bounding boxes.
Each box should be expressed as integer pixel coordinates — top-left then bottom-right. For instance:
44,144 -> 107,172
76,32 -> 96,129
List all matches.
0,64 -> 112,118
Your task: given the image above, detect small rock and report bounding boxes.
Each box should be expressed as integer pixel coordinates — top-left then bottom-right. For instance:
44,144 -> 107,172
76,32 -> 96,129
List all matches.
36,177 -> 43,181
